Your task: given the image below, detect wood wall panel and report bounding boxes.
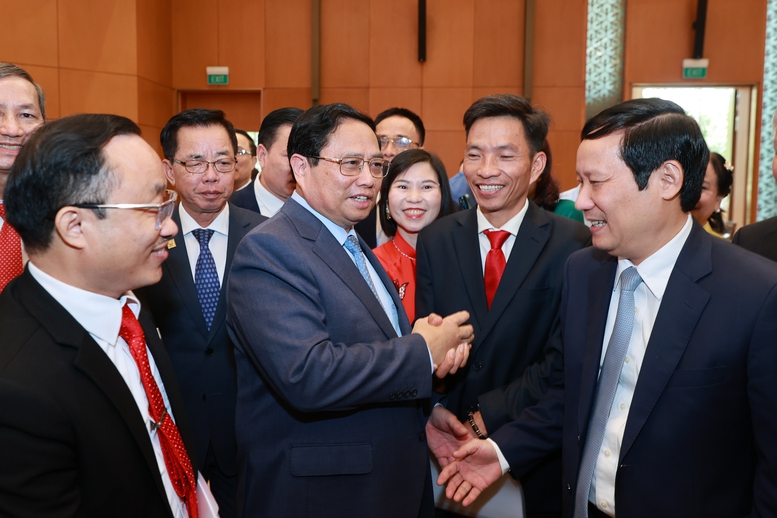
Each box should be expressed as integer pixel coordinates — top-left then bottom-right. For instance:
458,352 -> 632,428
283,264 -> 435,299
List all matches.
546,130 -> 582,191
138,78 -> 175,129
218,0 -> 266,88
533,0 -> 586,88
319,88 -> 370,115
21,65 -> 61,120
422,87 -> 473,131
473,0 -> 524,88
423,130 -> 466,178
321,0 -> 370,88
59,69 -> 138,119
264,0 -> 310,88
262,87 -> 312,115
0,0 -> 59,67
369,88 -> 423,119
137,0 -> 172,85
368,0 -> 422,87
423,0 -> 475,88
179,90 -> 263,131
138,123 -> 165,156
171,0 -> 219,89
58,0 -> 137,75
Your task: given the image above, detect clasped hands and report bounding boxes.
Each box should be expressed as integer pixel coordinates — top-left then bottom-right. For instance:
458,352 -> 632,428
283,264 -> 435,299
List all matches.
426,406 -> 503,507
413,311 -> 474,378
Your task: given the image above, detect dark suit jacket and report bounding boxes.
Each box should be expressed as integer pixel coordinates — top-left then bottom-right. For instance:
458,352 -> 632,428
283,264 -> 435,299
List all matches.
354,205 -> 378,248
135,204 -> 265,475
227,197 -> 435,518
229,178 -> 261,214
732,215 -> 777,262
0,270 -> 197,518
492,223 -> 777,517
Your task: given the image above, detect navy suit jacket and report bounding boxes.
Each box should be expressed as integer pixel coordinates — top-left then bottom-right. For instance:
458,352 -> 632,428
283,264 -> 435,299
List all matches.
136,204 -> 265,475
492,223 -> 777,517
732,215 -> 777,262
229,178 -> 261,214
227,198 -> 435,518
0,270 -> 197,518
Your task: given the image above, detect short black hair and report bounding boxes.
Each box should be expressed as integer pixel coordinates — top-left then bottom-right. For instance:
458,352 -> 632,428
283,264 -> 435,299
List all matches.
5,114 -> 140,253
706,152 -> 733,234
160,109 -> 237,160
374,107 -> 426,146
287,103 -> 376,167
581,97 -> 709,213
258,107 -> 304,150
378,149 -> 454,237
234,129 -> 257,156
0,62 -> 46,120
463,94 -> 550,155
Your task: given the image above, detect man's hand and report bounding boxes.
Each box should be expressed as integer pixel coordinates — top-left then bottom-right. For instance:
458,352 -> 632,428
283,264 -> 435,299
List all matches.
426,406 -> 475,468
437,439 -> 503,507
414,311 -> 473,376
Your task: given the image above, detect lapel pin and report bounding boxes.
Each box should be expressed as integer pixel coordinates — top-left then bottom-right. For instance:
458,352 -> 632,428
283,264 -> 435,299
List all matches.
167,239 -> 176,249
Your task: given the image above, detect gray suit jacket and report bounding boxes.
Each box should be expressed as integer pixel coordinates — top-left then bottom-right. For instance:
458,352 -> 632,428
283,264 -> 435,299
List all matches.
227,197 -> 435,518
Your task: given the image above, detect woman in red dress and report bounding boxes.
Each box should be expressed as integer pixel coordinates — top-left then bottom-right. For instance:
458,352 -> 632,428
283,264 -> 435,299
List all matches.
373,150 -> 454,321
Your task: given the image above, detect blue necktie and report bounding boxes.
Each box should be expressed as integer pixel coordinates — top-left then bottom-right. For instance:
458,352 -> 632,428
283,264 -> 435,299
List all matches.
192,228 -> 220,330
574,266 -> 643,518
343,235 -> 380,301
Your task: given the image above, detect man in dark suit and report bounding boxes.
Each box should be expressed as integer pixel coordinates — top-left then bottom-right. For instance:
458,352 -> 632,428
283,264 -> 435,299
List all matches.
438,98 -> 777,518
136,109 -> 265,518
419,94 -> 590,518
227,102 -> 475,517
229,107 -> 302,217
0,114 -> 208,517
732,109 -> 777,261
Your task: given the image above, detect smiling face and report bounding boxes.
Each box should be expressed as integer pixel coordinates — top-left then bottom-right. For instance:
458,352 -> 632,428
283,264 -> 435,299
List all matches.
690,161 -> 722,226
388,161 -> 442,244
85,134 -> 178,297
0,76 -> 44,181
463,116 -> 545,228
292,118 -> 381,230
163,124 -> 235,227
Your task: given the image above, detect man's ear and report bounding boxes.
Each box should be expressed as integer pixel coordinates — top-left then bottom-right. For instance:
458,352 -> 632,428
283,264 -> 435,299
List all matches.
656,159 -> 684,201
289,154 -> 309,180
529,151 -> 547,185
257,144 -> 269,170
54,207 -> 88,250
162,159 -> 176,187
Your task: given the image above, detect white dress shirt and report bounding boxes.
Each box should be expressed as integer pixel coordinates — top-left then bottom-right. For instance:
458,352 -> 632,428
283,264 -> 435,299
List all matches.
589,215 -> 693,516
27,262 -> 188,518
476,199 -> 529,272
179,203 -> 230,285
254,174 -> 285,217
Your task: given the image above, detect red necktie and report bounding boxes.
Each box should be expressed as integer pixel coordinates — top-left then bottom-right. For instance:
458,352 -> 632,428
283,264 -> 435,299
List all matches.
484,230 -> 510,308
119,305 -> 199,518
0,202 -> 23,293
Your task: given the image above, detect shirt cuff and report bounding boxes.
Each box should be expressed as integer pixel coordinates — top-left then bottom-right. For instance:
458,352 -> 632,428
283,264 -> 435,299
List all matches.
487,438 -> 511,475
428,347 -> 435,374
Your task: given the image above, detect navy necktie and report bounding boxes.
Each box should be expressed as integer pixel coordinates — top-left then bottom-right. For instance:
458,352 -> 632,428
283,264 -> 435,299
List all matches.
192,228 -> 219,330
574,266 -> 643,518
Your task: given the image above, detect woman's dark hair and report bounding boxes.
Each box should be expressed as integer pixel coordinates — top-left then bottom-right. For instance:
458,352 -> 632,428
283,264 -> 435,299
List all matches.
706,152 -> 733,234
530,140 -> 560,211
378,149 -> 454,238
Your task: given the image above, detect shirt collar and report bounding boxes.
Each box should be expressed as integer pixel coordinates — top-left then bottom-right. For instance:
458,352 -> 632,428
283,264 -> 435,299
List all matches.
178,202 -> 229,236
291,191 -> 353,245
615,214 -> 693,300
476,198 -> 529,236
255,174 -> 285,216
27,261 -> 140,347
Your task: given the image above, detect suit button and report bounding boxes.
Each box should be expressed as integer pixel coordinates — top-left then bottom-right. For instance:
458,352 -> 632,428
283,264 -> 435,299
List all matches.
472,362 -> 482,371
205,347 -> 214,356
567,484 -> 571,491
389,393 -> 396,401
419,432 -> 426,442
410,388 -> 418,397
404,390 -> 412,398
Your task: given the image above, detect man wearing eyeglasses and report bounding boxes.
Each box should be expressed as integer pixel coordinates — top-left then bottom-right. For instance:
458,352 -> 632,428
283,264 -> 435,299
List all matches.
0,114 -> 209,517
227,102 -> 474,517
135,109 -> 266,518
232,128 -> 258,192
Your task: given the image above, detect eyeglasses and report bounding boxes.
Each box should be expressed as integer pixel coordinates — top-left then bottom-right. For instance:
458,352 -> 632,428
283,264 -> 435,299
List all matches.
72,190 -> 178,230
236,148 -> 254,157
378,136 -> 419,151
171,157 -> 237,174
309,156 -> 390,178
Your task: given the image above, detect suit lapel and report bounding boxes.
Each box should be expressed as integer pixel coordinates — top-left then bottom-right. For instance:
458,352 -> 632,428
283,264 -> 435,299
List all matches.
481,203 -> 551,343
451,211 -> 488,340
619,225 -> 711,460
15,272 -> 171,504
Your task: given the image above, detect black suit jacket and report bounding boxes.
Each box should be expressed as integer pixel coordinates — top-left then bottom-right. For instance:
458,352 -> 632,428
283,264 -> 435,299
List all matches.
0,270 -> 197,518
493,223 -> 777,517
732,215 -> 777,262
135,204 -> 265,475
229,178 -> 262,214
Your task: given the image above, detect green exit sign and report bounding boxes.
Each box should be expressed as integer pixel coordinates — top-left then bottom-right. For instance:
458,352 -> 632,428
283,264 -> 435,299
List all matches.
206,66 -> 229,86
682,59 -> 708,80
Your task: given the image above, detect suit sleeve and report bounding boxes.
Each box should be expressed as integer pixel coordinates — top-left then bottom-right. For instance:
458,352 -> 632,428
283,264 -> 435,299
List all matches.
226,229 -> 431,414
749,283 -> 777,516
414,231 -> 434,323
0,380 -> 80,518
